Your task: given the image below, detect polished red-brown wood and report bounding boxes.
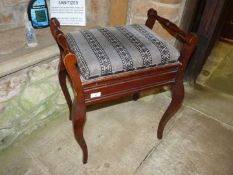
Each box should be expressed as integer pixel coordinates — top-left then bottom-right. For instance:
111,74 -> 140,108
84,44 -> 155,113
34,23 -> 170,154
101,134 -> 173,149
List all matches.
50,8 -> 198,164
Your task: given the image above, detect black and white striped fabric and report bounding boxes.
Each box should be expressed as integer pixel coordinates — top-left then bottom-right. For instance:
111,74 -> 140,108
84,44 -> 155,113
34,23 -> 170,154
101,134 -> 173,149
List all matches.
66,24 -> 180,81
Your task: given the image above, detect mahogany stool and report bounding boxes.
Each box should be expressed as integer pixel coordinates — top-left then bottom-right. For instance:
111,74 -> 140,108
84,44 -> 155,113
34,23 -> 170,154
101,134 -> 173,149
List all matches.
50,8 -> 198,164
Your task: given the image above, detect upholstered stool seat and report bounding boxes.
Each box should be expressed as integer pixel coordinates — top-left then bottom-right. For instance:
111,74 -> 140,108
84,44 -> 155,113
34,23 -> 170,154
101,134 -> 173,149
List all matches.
66,24 -> 180,81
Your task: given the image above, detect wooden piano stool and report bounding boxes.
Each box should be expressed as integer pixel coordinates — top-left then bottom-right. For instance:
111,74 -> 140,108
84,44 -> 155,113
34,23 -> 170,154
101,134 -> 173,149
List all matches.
50,8 -> 198,164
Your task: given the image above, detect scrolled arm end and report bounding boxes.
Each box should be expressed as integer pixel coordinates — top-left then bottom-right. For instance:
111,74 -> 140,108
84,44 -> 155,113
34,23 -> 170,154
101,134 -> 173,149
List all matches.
50,18 -> 62,39
145,8 -> 157,29
147,8 -> 157,18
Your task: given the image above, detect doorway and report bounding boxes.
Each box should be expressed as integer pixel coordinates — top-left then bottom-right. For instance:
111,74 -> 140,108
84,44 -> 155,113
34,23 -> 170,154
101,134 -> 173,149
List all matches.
197,1 -> 233,95
181,0 -> 232,83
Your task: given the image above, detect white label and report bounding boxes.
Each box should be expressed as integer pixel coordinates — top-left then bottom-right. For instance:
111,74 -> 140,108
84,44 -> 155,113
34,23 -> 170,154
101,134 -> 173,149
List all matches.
50,0 -> 86,26
90,92 -> 101,98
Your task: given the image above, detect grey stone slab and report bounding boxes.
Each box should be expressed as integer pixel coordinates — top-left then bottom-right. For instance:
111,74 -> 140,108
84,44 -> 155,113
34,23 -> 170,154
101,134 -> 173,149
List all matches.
196,41 -> 233,86
1,87 -> 233,175
135,107 -> 233,175
0,93 -> 173,175
184,86 -> 233,127
206,48 -> 233,96
0,46 -> 59,77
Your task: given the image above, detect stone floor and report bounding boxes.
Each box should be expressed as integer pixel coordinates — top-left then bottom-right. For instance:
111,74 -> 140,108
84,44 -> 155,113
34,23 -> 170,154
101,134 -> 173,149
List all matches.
0,85 -> 233,175
197,41 -> 233,96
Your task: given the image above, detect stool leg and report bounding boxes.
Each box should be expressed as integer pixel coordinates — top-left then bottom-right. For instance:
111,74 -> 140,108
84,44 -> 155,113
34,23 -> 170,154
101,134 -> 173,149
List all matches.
72,98 -> 88,164
58,62 -> 72,120
132,93 -> 140,101
157,80 -> 184,139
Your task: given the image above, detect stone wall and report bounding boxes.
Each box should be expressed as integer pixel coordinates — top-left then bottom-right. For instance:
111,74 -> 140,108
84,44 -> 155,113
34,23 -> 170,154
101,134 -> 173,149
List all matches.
0,0 -> 186,33
0,57 -> 69,150
0,0 -> 29,31
128,0 -> 186,42
0,0 -> 111,31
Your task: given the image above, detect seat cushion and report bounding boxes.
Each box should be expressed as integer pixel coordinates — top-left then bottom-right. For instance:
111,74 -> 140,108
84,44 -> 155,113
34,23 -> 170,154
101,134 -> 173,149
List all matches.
66,24 -> 180,81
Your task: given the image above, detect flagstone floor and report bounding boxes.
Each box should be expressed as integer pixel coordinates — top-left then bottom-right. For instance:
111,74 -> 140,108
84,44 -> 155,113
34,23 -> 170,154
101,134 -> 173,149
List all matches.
0,85 -> 233,175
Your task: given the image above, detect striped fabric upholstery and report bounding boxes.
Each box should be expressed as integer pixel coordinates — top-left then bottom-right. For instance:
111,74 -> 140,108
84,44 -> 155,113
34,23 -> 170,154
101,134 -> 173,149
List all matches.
66,24 -> 180,81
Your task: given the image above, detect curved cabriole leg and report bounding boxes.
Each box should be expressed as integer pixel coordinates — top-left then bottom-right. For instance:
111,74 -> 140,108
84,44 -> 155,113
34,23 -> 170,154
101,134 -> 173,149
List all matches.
58,61 -> 72,120
72,98 -> 88,164
157,80 -> 184,139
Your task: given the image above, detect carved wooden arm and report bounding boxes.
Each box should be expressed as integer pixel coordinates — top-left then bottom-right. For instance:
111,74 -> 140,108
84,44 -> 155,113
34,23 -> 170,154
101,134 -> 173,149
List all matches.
50,18 -> 84,100
145,8 -> 196,44
50,18 -> 61,39
56,32 -> 84,99
145,8 -> 198,71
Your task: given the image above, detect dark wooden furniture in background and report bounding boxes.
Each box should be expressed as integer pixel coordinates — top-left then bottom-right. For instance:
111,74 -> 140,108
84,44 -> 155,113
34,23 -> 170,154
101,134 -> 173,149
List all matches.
220,1 -> 233,43
181,0 -> 232,82
50,8 -> 198,164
